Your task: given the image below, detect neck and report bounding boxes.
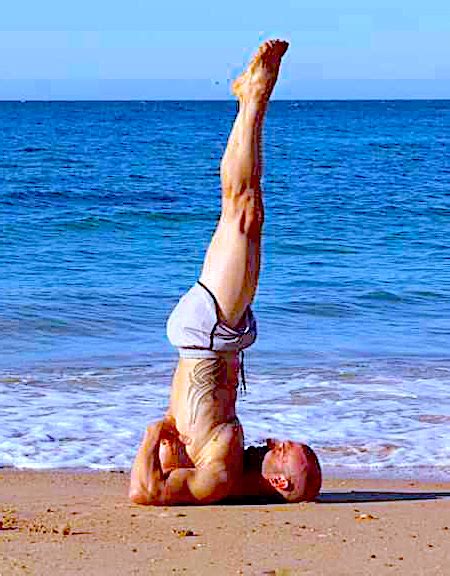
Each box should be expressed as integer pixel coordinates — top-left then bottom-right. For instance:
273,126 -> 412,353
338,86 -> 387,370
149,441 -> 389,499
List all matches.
235,445 -> 279,499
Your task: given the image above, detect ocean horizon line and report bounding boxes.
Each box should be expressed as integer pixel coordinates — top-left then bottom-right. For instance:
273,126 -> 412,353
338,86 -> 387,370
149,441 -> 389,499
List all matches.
1,97 -> 450,103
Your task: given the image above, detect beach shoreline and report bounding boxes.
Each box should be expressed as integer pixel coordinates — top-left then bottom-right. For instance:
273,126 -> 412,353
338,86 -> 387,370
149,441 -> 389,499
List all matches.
1,470 -> 449,575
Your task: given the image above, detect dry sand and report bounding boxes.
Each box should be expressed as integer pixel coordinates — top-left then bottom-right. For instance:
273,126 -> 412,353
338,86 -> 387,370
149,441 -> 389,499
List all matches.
0,470 -> 449,575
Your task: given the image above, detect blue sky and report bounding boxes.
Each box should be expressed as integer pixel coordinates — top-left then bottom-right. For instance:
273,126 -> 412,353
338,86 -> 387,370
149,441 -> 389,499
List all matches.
1,0 -> 449,99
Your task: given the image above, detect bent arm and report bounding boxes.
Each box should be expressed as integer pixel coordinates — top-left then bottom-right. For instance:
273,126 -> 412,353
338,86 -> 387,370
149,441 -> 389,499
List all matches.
129,421 -> 234,505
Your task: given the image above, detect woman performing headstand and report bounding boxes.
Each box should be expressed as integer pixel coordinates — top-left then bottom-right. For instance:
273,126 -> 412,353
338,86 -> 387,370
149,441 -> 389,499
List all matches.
129,39 -> 321,505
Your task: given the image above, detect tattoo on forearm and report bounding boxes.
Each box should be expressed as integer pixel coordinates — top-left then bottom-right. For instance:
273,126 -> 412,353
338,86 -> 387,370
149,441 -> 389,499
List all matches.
187,358 -> 228,425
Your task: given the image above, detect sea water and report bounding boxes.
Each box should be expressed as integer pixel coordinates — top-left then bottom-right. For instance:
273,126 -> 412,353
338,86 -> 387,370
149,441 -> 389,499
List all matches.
1,101 -> 449,477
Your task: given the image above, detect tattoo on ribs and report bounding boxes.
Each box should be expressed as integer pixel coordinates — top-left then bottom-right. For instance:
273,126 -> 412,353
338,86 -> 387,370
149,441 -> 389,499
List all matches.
187,358 -> 228,425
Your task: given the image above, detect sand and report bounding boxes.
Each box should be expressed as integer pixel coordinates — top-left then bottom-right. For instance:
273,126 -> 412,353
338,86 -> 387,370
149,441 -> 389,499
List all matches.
0,470 -> 449,575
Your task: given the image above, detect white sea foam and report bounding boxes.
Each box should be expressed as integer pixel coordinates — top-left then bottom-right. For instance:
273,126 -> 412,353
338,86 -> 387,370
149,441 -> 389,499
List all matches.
1,360 -> 449,478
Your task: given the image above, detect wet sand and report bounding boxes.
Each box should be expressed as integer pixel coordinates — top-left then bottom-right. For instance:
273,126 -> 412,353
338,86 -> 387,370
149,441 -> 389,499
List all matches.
1,470 -> 449,575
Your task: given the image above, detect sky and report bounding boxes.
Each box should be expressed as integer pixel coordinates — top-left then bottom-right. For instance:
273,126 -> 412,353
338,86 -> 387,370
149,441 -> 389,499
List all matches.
1,0 -> 449,100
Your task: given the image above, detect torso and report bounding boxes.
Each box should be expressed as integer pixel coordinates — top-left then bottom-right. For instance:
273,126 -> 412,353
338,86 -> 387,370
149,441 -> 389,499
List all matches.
167,356 -> 243,468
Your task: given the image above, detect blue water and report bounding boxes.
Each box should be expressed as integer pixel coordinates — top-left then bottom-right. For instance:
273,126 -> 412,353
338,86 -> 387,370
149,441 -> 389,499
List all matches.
1,101 -> 449,475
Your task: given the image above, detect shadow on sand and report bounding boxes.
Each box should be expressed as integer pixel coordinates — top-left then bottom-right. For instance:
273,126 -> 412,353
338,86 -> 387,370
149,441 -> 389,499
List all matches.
223,491 -> 450,506
317,491 -> 450,504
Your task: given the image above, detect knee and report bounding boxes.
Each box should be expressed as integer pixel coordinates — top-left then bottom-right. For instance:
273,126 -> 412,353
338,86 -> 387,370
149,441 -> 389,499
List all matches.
224,192 -> 263,236
239,195 -> 264,236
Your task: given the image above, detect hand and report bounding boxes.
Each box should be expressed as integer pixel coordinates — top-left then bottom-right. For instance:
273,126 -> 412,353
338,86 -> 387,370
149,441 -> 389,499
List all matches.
146,418 -> 179,443
160,418 -> 179,442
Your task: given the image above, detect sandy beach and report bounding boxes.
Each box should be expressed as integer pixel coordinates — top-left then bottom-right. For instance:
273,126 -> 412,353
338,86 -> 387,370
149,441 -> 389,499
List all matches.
0,471 -> 449,575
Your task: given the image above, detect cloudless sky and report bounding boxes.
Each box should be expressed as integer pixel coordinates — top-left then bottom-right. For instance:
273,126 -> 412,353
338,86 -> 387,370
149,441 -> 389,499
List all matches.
1,0 -> 449,99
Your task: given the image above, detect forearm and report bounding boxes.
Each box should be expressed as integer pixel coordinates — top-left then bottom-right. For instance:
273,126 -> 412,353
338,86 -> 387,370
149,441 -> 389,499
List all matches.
129,423 -> 165,504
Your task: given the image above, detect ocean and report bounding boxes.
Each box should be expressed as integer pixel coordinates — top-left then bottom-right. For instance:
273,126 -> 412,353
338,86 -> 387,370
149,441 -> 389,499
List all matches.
1,100 -> 449,478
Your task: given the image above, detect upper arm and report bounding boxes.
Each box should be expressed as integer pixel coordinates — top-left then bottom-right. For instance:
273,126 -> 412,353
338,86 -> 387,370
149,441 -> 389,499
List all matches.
144,462 -> 234,505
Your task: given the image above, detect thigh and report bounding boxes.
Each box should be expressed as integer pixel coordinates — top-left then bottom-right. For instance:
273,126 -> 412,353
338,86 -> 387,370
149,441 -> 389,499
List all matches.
200,217 -> 261,327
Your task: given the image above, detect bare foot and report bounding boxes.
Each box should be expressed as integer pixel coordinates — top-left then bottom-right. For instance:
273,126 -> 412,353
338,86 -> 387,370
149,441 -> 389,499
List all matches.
232,39 -> 289,104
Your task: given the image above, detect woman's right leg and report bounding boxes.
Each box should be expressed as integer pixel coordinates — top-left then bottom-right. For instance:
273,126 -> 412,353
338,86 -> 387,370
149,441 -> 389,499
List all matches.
199,39 -> 288,328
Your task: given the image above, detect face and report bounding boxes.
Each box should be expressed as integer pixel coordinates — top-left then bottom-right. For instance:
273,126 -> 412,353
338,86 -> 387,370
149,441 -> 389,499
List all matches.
261,439 -> 321,501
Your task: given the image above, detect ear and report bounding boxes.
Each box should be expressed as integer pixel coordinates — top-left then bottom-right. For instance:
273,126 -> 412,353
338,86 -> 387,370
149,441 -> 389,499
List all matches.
268,474 -> 289,491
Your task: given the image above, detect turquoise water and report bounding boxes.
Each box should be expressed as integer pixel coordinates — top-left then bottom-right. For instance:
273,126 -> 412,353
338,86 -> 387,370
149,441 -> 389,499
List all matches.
1,101 -> 449,475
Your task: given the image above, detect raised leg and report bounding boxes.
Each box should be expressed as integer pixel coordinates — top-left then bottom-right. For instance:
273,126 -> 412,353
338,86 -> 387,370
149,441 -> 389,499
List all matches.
199,39 -> 288,327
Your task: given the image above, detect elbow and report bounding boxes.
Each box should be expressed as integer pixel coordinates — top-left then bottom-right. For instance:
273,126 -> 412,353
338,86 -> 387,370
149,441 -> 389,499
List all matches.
129,485 -> 165,506
129,487 -> 152,505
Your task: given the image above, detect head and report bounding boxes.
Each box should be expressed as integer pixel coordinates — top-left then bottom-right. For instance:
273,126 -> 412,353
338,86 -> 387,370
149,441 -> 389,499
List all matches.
261,439 -> 322,502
